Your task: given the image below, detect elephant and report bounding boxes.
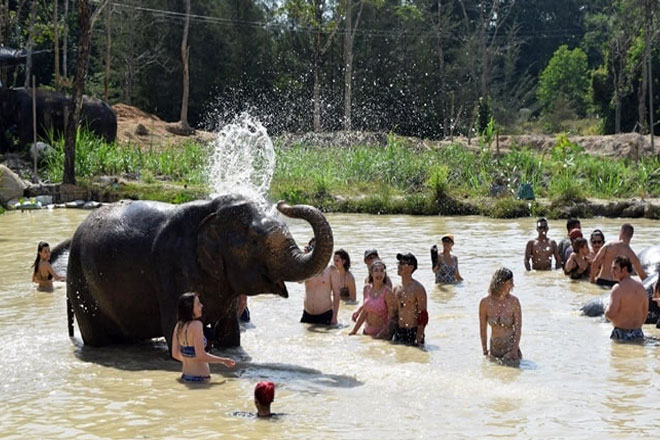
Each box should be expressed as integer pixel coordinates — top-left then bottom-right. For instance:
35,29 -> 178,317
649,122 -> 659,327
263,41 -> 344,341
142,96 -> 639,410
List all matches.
580,245 -> 660,325
0,87 -> 117,152
53,194 -> 333,351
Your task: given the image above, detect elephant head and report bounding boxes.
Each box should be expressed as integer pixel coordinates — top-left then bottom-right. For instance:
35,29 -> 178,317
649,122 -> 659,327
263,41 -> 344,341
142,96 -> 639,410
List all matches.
196,196 -> 333,300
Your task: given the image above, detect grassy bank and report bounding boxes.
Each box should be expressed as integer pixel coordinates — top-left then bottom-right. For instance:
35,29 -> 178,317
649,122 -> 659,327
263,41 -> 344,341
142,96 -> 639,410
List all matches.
32,131 -> 660,218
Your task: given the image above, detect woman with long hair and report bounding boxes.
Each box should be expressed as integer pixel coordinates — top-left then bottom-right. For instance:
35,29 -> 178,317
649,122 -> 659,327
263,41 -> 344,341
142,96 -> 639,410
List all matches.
479,268 -> 522,367
333,249 -> 357,302
32,241 -> 65,291
564,237 -> 590,280
349,260 -> 391,339
171,292 -> 236,382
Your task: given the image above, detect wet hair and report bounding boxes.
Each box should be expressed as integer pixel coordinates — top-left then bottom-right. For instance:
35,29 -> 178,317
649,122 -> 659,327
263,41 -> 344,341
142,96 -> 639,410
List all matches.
573,237 -> 588,252
590,229 -> 605,243
566,218 -> 581,232
32,241 -> 50,274
255,381 -> 275,406
368,260 -> 386,284
488,267 -> 513,297
175,292 -> 198,339
536,217 -> 548,227
613,256 -> 633,273
620,223 -> 634,239
334,249 -> 351,271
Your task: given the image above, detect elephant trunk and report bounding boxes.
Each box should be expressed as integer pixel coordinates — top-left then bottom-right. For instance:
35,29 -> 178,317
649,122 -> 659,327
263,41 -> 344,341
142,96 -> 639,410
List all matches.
274,201 -> 333,282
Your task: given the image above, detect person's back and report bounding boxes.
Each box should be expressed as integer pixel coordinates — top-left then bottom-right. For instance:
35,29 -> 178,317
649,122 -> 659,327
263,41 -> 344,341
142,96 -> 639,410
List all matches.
607,277 -> 648,330
590,224 -> 647,285
605,256 -> 648,341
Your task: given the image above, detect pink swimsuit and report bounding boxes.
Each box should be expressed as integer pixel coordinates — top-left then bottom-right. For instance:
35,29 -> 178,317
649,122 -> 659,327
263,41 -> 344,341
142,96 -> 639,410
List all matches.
363,285 -> 389,336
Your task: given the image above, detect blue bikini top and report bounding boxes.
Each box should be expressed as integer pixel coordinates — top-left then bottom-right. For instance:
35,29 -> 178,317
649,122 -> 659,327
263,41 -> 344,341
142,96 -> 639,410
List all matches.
179,325 -> 207,358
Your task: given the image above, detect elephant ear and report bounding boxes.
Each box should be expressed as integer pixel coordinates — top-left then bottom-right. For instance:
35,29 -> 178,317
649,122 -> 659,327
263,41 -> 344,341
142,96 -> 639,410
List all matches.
196,201 -> 255,281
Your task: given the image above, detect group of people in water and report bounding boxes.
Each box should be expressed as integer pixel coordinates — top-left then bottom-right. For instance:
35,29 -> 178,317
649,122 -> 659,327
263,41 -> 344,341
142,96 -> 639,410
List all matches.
524,217 -> 656,343
31,216 -> 658,396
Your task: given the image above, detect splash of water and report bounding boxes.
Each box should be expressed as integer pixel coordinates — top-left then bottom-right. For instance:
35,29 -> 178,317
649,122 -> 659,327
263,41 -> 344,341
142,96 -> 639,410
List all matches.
207,113 -> 275,207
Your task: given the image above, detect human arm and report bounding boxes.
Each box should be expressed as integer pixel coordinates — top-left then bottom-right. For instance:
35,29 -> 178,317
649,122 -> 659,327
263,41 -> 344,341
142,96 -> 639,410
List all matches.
590,245 -> 607,283
604,287 -> 620,322
524,241 -> 532,271
45,262 -> 66,281
190,322 -> 235,367
171,324 -> 182,362
329,268 -> 341,325
552,240 -> 561,270
629,252 -> 648,281
376,288 -> 397,340
349,309 -> 367,335
454,256 -> 463,282
415,285 -> 428,345
563,254 -> 577,276
347,272 -> 357,302
479,298 -> 488,355
352,285 -> 368,321
506,297 -> 522,360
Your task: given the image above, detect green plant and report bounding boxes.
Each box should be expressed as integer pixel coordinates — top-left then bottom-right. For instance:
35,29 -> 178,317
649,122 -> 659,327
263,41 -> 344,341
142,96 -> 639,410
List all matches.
487,197 -> 531,218
426,165 -> 450,200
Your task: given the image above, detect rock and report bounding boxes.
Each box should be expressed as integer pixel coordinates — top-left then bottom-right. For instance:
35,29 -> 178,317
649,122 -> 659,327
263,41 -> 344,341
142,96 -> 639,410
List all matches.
82,201 -> 102,209
0,164 -> 28,204
6,197 -> 42,210
34,195 -> 53,206
135,123 -> 149,136
621,201 -> 645,218
65,200 -> 85,208
28,141 -> 54,158
644,203 -> 660,219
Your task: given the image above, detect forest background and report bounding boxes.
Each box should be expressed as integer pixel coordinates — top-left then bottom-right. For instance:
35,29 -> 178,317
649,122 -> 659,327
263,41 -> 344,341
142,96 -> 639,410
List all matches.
1,0 -> 659,138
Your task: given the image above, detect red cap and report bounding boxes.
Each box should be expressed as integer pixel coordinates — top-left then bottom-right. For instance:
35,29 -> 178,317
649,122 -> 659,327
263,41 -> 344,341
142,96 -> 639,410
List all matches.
254,381 -> 275,405
569,228 -> 583,239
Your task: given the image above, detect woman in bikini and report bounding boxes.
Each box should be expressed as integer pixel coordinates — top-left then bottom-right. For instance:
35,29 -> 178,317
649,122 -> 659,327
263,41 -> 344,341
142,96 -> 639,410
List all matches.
432,234 -> 463,284
31,241 -> 65,292
171,292 -> 236,382
479,267 -> 522,367
334,249 -> 357,302
564,237 -> 590,280
349,260 -> 391,339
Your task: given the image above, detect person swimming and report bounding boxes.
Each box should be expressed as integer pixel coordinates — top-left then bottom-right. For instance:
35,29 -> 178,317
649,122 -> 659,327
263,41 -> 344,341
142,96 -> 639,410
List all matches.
31,241 -> 65,292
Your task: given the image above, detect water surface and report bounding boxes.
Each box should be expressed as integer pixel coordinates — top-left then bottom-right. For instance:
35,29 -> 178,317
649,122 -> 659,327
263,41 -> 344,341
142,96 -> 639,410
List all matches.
1,209 -> 659,438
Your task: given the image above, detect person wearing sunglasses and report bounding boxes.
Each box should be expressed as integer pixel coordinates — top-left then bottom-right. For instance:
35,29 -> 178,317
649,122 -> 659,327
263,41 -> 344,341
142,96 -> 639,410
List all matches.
524,218 -> 561,271
589,229 -> 605,261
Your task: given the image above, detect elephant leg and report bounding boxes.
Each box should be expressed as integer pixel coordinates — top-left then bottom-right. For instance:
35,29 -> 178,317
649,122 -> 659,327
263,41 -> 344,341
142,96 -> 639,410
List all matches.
213,299 -> 241,348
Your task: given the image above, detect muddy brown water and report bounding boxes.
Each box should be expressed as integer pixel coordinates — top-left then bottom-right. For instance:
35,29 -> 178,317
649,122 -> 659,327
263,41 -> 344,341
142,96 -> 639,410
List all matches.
2,209 -> 659,438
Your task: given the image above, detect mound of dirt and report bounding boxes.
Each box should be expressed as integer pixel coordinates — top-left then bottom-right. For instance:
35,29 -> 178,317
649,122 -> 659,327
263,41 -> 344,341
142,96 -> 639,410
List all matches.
112,103 -> 215,149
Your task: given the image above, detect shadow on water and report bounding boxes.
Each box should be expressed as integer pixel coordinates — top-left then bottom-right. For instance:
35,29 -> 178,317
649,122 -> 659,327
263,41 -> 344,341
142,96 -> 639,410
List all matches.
72,338 -> 362,389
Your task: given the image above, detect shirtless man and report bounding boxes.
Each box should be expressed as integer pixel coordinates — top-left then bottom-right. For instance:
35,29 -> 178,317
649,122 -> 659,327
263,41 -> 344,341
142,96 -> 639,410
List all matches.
524,218 -> 561,271
385,253 -> 428,346
590,223 -> 647,287
605,256 -> 648,341
558,218 -> 581,268
300,239 -> 340,325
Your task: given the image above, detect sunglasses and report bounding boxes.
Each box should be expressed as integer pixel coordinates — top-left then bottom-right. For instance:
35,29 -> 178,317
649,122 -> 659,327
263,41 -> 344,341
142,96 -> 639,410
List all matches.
591,240 -> 603,245
397,261 -> 413,266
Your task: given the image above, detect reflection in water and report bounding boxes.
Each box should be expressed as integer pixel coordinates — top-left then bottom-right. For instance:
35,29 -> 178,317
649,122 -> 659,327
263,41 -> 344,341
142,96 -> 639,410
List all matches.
1,210 -> 660,438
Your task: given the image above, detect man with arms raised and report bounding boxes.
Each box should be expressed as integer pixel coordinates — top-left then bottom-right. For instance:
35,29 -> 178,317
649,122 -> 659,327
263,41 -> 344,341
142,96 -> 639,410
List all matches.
300,238 -> 341,325
605,256 -> 648,341
385,253 -> 428,346
590,223 -> 647,287
524,218 -> 561,271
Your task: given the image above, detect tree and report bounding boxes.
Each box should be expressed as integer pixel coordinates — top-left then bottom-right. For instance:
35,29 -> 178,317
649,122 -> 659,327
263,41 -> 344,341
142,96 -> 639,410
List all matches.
175,0 -> 194,134
537,45 -> 589,117
62,0 -> 108,185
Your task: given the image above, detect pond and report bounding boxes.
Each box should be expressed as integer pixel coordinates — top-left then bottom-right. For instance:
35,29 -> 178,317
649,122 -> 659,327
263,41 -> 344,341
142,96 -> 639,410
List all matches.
1,209 -> 659,438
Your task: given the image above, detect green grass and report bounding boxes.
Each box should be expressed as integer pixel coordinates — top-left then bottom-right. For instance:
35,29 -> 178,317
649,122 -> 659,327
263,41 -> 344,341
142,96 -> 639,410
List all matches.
34,129 -> 660,216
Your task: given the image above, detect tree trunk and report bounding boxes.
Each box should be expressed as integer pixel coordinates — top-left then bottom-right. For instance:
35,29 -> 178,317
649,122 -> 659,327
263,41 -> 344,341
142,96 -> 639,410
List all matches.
24,0 -> 37,89
342,0 -> 353,131
104,4 -> 112,101
54,0 -> 60,91
313,0 -> 322,132
63,0 -> 108,184
63,0 -> 68,80
178,0 -> 193,133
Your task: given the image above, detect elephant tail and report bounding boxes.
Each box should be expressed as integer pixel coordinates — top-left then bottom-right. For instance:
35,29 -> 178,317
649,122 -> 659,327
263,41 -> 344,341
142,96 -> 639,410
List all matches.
50,239 -> 74,337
